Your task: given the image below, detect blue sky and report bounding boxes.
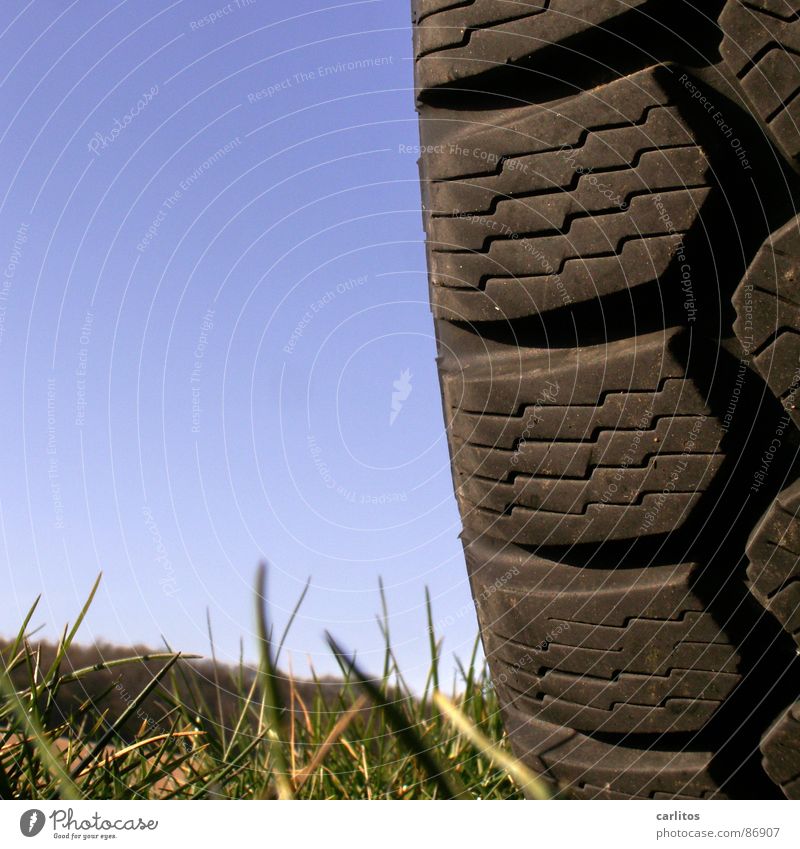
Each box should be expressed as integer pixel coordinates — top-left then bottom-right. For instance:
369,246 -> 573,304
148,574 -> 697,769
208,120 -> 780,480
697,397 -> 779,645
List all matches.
0,0 -> 479,688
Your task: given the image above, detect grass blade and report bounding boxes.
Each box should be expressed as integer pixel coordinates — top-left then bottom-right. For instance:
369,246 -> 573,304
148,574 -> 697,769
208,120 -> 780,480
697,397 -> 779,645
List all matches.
275,575 -> 310,666
0,666 -> 80,799
6,595 -> 41,661
325,632 -> 465,800
69,653 -> 181,780
44,575 -> 102,683
292,694 -> 367,792
425,586 -> 440,693
433,692 -> 552,800
254,563 -> 294,800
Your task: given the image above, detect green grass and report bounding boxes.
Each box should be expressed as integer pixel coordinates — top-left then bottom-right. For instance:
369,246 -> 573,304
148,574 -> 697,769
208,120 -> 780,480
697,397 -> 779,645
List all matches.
0,567 -> 553,800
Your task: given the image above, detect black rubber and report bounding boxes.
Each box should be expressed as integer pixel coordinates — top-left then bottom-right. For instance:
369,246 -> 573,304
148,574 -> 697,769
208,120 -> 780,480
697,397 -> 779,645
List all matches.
413,0 -> 800,798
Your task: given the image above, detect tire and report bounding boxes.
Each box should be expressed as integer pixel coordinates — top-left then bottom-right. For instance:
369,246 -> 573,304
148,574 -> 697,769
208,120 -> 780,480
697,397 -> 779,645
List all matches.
413,0 -> 800,799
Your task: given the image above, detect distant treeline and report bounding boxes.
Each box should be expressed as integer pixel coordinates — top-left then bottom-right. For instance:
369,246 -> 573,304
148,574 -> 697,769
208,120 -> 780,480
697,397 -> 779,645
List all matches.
1,639 -> 348,742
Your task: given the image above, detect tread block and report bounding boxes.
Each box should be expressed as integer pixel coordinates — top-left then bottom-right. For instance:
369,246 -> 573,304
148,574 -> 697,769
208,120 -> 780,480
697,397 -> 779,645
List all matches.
503,706 -> 727,798
733,214 -> 800,428
466,536 -> 743,733
443,329 -> 726,544
460,454 -> 723,515
720,0 -> 800,163
414,0 -> 651,92
760,701 -> 800,799
429,148 -> 707,251
451,378 -> 709,444
420,69 -> 714,320
746,478 -> 800,646
741,474 -> 800,801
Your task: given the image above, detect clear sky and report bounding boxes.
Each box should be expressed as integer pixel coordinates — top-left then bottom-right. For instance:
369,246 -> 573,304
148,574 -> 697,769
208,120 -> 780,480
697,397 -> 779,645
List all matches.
0,0 -> 479,688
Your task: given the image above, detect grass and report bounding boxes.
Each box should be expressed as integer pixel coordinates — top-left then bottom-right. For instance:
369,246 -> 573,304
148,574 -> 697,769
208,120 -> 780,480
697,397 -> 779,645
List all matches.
0,567 -> 553,800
